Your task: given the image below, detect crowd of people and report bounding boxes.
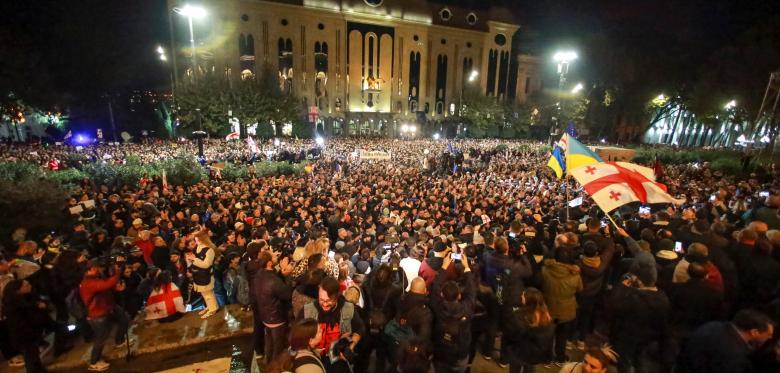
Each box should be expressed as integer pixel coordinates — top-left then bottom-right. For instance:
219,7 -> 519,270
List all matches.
0,137 -> 779,373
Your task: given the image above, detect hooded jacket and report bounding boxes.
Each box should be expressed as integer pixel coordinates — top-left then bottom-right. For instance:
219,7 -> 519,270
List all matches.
430,268 -> 477,361
541,259 -> 582,322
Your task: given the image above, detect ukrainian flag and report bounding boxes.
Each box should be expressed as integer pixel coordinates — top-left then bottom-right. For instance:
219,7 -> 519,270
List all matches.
547,146 -> 566,179
566,135 -> 603,171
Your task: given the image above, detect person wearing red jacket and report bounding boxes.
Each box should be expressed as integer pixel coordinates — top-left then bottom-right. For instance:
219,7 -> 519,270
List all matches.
80,259 -> 129,372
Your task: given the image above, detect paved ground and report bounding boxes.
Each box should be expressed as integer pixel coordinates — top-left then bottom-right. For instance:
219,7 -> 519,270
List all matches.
0,304 -> 584,372
0,305 -> 254,373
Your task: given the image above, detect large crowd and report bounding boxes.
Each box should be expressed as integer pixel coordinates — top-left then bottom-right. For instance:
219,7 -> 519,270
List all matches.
1,138 -> 779,373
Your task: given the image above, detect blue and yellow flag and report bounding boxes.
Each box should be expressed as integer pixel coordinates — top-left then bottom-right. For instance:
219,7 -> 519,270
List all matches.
566,135 -> 603,171
547,146 -> 566,179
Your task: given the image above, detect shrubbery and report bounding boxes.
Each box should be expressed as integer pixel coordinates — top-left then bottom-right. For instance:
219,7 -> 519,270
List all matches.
632,148 -> 755,176
0,158 -> 308,188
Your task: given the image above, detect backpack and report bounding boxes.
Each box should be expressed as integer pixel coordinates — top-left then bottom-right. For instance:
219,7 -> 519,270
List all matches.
368,288 -> 392,335
382,316 -> 415,358
66,288 -> 87,320
494,267 -> 511,306
438,314 -> 468,352
235,271 -> 251,306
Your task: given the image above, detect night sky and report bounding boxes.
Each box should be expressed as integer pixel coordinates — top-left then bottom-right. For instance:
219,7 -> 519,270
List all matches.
1,0 -> 779,109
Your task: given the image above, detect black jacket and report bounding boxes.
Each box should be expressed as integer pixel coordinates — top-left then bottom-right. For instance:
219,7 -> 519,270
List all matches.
503,306 -> 555,365
670,278 -> 724,334
3,294 -> 50,344
252,268 -> 293,325
607,284 -> 670,344
676,322 -> 753,373
397,292 -> 433,342
483,251 -> 532,306
430,268 -> 477,361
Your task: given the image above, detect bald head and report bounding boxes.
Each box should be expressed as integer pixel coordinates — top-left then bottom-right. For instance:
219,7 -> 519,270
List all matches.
409,277 -> 427,295
748,221 -> 768,235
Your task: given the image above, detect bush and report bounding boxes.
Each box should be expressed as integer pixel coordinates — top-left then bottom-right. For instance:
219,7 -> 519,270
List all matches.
0,162 -> 44,182
0,179 -> 68,243
494,144 -> 509,152
46,168 -> 86,187
710,158 -> 742,176
159,158 -> 204,186
221,163 -> 249,182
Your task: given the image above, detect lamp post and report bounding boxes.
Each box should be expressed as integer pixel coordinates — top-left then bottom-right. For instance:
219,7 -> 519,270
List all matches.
173,4 -> 207,85
193,108 -> 206,159
156,45 -> 177,137
553,51 -> 578,141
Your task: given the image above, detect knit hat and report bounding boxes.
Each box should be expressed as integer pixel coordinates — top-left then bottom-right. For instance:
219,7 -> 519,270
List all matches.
657,239 -> 675,252
631,264 -> 656,286
356,261 -> 371,275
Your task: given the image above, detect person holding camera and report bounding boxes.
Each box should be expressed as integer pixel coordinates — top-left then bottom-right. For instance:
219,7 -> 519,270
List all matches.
483,236 -> 533,364
79,259 -> 129,372
430,249 -> 477,373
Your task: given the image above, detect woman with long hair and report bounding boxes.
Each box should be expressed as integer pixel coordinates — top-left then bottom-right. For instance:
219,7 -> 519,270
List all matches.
503,287 -> 555,373
265,318 -> 325,373
189,228 -> 219,318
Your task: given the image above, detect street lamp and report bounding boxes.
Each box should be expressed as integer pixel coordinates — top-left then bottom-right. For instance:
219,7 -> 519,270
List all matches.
571,83 -> 584,94
553,50 -> 577,142
433,133 -> 441,140
156,45 -> 177,137
724,99 -> 737,110
193,108 -> 206,158
174,4 -> 207,84
468,70 -> 479,83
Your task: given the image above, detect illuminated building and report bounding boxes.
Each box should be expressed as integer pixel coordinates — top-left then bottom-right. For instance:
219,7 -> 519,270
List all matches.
168,0 -> 542,135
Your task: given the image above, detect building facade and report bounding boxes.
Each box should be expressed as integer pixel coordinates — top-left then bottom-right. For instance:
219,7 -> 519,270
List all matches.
168,0 -> 542,136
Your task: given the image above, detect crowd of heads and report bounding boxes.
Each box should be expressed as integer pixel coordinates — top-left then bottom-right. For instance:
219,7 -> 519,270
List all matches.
0,137 -> 779,372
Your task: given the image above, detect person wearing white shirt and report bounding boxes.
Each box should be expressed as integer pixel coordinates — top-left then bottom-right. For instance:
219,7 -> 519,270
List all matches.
400,245 -> 424,291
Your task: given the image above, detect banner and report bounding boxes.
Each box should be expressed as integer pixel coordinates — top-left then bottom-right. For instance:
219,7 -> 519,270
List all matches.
358,149 -> 391,160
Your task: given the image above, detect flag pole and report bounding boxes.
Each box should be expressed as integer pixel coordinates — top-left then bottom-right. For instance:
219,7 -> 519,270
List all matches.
603,210 -> 620,228
565,175 -> 570,221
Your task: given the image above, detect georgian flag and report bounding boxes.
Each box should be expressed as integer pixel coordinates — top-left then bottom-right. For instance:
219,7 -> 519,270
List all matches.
145,282 -> 186,320
570,162 -> 684,213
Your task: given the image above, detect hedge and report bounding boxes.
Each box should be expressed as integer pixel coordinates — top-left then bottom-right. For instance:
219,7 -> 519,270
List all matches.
0,159 -> 309,189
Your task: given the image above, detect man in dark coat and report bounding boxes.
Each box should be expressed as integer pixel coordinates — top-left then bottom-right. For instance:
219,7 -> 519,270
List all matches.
252,250 -> 294,363
607,265 -> 670,373
676,309 -> 775,373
